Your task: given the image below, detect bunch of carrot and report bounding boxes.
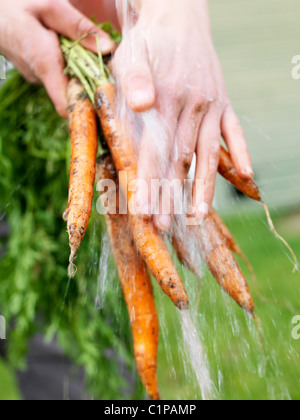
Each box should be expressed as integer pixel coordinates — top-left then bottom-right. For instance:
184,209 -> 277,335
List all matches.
60,35 -> 298,400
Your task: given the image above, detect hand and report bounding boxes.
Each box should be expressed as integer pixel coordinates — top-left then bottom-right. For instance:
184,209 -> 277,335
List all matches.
114,0 -> 253,231
0,0 -> 115,117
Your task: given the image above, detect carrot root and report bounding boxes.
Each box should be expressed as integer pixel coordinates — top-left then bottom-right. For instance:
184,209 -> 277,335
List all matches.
262,202 -> 299,273
253,314 -> 263,351
63,78 -> 98,277
97,155 -> 160,401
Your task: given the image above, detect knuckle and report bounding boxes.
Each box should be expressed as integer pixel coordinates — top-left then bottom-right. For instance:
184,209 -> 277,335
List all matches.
163,82 -> 183,104
75,16 -> 93,38
180,151 -> 194,172
231,120 -> 245,137
31,56 -> 48,78
39,0 -> 54,13
209,141 -> 221,161
191,94 -> 206,114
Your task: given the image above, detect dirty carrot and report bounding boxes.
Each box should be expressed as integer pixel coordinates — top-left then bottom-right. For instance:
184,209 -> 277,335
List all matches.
96,155 -> 160,400
219,146 -> 299,272
171,225 -> 203,319
211,209 -> 256,276
219,146 -> 261,201
197,215 -> 262,343
129,215 -> 189,309
172,229 -> 202,282
63,78 -> 98,277
196,214 -> 255,315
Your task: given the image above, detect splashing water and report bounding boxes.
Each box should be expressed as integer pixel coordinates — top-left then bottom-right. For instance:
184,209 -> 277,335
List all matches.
95,233 -> 111,310
180,309 -> 216,401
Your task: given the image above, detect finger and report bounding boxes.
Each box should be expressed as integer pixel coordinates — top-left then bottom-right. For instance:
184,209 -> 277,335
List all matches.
116,40 -> 156,112
136,101 -> 180,218
194,110 -> 222,218
30,29 -> 69,118
40,0 -> 115,54
153,105 -> 203,232
221,105 -> 253,179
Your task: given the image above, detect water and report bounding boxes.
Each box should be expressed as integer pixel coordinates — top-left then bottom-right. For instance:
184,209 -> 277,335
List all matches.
180,309 -> 215,401
95,232 -> 111,310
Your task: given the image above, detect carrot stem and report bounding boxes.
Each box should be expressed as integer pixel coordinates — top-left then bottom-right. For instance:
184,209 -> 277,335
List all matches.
262,202 -> 299,273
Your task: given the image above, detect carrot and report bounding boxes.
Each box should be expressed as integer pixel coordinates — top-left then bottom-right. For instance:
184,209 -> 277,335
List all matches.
63,78 -> 98,277
219,146 -> 261,201
191,214 -> 255,315
95,83 -> 189,310
211,210 -> 296,311
211,209 -> 265,301
211,209 -> 255,273
128,215 -> 189,309
171,226 -> 203,320
219,146 -> 299,272
172,229 -> 202,282
96,154 -> 160,400
94,82 -> 137,206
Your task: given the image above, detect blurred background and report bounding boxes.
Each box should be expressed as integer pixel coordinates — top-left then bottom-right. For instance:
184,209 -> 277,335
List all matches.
0,0 -> 300,400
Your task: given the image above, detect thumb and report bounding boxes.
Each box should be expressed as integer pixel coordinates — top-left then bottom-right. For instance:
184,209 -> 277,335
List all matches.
41,0 -> 115,54
116,42 -> 155,112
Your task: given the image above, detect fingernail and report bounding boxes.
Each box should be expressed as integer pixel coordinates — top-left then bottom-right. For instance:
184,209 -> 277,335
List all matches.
196,202 -> 210,220
100,38 -> 114,53
157,215 -> 171,232
242,166 -> 254,179
130,90 -> 151,108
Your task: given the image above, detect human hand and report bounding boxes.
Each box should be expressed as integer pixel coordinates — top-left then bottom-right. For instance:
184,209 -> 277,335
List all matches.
114,0 -> 253,231
0,0 -> 115,117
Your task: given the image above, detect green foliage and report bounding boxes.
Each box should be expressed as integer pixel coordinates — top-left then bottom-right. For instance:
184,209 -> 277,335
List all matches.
0,71 -> 143,400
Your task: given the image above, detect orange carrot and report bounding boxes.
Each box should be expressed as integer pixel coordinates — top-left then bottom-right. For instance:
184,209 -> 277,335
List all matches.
129,215 -> 189,309
211,209 -> 262,297
172,226 -> 203,320
63,79 -> 98,277
219,146 -> 261,201
95,83 -> 189,310
172,230 -> 202,282
172,214 -> 255,315
95,83 -> 137,206
219,146 -> 298,272
96,155 -> 160,400
211,209 -> 254,269
198,214 -> 255,314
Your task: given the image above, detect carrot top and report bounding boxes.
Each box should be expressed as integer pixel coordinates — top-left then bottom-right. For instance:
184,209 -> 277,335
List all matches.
61,36 -> 113,104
